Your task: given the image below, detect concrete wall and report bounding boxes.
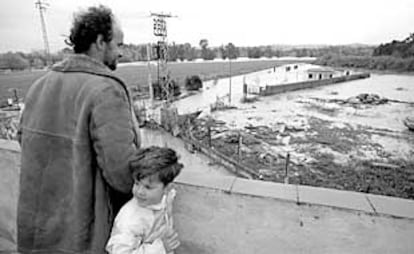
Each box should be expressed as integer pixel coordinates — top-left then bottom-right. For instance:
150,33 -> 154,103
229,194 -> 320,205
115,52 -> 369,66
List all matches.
173,175 -> 414,254
261,73 -> 370,96
0,140 -> 19,252
1,139 -> 414,254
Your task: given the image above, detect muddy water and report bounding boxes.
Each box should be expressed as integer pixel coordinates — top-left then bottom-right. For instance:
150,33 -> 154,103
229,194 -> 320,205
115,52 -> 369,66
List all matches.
171,69 -> 414,163
174,72 -> 414,129
299,74 -> 414,131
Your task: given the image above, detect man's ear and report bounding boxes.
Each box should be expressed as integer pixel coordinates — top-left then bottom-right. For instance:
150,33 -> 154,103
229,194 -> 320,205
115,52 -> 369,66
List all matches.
95,34 -> 105,51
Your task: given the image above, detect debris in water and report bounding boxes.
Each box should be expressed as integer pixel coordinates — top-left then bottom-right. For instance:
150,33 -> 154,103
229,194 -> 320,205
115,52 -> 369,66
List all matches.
403,116 -> 414,131
210,96 -> 237,112
349,93 -> 388,105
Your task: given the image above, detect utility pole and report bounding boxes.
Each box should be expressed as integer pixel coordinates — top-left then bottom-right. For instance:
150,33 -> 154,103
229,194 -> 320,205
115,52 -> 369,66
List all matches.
227,44 -> 233,104
146,43 -> 153,102
150,12 -> 177,103
229,58 -> 232,104
35,0 -> 51,65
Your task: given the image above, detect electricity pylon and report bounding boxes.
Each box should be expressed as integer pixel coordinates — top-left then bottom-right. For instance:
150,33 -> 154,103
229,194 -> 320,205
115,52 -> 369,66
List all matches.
150,12 -> 177,102
35,0 -> 51,65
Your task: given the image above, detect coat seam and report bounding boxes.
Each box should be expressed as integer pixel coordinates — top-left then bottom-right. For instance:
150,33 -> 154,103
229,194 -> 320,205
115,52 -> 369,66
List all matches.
20,126 -> 89,144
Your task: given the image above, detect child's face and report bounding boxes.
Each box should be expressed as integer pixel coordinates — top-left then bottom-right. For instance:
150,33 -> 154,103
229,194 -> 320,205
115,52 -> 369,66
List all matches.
132,175 -> 166,207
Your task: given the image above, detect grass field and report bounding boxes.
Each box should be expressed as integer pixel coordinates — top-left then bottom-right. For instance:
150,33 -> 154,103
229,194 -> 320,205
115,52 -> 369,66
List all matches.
0,59 -> 306,105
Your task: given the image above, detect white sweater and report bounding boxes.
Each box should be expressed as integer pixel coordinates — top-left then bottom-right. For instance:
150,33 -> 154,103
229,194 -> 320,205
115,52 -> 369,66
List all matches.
106,189 -> 176,254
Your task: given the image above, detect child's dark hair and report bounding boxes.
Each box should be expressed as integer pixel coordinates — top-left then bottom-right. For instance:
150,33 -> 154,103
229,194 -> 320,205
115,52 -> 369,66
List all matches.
130,146 -> 183,186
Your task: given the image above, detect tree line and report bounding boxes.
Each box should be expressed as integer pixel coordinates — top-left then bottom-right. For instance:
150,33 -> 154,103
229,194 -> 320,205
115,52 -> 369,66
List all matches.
373,33 -> 414,58
0,41 -> 374,71
314,33 -> 414,72
1,34 -> 413,72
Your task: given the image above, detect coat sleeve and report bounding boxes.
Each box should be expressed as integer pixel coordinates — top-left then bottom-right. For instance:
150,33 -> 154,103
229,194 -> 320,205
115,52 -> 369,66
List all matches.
90,83 -> 138,193
106,205 -> 167,254
17,104 -> 25,145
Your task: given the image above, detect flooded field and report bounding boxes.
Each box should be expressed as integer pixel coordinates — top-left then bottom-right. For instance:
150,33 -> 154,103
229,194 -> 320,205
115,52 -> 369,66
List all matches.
172,69 -> 414,199
1,63 -> 413,199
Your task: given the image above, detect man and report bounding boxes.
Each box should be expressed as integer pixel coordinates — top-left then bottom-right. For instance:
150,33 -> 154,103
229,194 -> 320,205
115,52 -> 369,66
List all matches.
17,5 -> 139,253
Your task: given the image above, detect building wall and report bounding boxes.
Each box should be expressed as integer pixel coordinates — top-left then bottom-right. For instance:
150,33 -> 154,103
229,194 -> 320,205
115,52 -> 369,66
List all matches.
262,73 -> 370,96
307,71 -> 334,80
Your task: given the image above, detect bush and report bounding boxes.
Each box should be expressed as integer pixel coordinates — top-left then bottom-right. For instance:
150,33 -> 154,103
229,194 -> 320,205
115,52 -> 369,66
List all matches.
185,75 -> 203,91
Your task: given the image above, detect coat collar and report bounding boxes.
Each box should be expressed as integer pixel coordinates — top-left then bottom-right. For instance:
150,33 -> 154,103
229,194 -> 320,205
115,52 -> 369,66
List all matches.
51,54 -> 124,85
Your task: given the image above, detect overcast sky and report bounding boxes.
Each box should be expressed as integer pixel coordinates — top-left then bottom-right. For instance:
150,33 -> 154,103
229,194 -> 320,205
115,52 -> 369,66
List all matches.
1,0 -> 413,53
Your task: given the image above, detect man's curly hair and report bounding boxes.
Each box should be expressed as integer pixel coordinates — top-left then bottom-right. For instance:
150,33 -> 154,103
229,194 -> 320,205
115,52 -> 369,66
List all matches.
130,146 -> 183,186
68,5 -> 114,53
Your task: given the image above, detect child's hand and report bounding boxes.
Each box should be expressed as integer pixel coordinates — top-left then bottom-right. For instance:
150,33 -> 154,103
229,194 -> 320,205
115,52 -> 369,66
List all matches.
161,228 -> 180,252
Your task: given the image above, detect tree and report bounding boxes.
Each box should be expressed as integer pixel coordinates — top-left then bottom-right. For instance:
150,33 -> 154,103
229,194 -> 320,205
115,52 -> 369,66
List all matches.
373,33 -> 414,58
403,33 -> 414,44
247,47 -> 263,58
138,45 -> 147,61
168,42 -> 179,62
199,39 -> 216,60
199,39 -> 208,49
218,45 -> 226,59
26,50 -> 47,68
225,43 -> 239,59
183,43 -> 197,61
176,44 -> 186,61
263,46 -> 273,58
0,52 -> 30,70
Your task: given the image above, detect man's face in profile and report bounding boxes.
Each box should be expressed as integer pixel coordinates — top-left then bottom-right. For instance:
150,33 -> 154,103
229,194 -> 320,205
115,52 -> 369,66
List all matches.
103,22 -> 124,70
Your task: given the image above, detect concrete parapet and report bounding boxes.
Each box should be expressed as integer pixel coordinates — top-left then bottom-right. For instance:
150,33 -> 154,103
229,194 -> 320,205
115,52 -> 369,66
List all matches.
1,139 -> 414,254
0,140 -> 19,252
174,172 -> 414,254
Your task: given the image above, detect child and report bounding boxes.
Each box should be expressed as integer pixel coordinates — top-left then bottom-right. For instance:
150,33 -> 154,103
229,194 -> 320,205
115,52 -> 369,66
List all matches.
106,146 -> 184,254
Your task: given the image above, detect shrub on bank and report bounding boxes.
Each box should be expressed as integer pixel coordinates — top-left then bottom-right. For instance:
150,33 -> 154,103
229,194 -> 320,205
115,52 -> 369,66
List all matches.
185,75 -> 203,91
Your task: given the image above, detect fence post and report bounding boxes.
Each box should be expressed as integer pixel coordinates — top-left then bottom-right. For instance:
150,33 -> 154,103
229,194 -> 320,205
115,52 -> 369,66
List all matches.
237,132 -> 242,161
207,122 -> 212,148
284,153 -> 290,184
243,78 -> 247,101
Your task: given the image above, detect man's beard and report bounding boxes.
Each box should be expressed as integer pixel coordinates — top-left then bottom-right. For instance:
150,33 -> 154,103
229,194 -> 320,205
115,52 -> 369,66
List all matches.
104,59 -> 117,71
103,49 -> 117,71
